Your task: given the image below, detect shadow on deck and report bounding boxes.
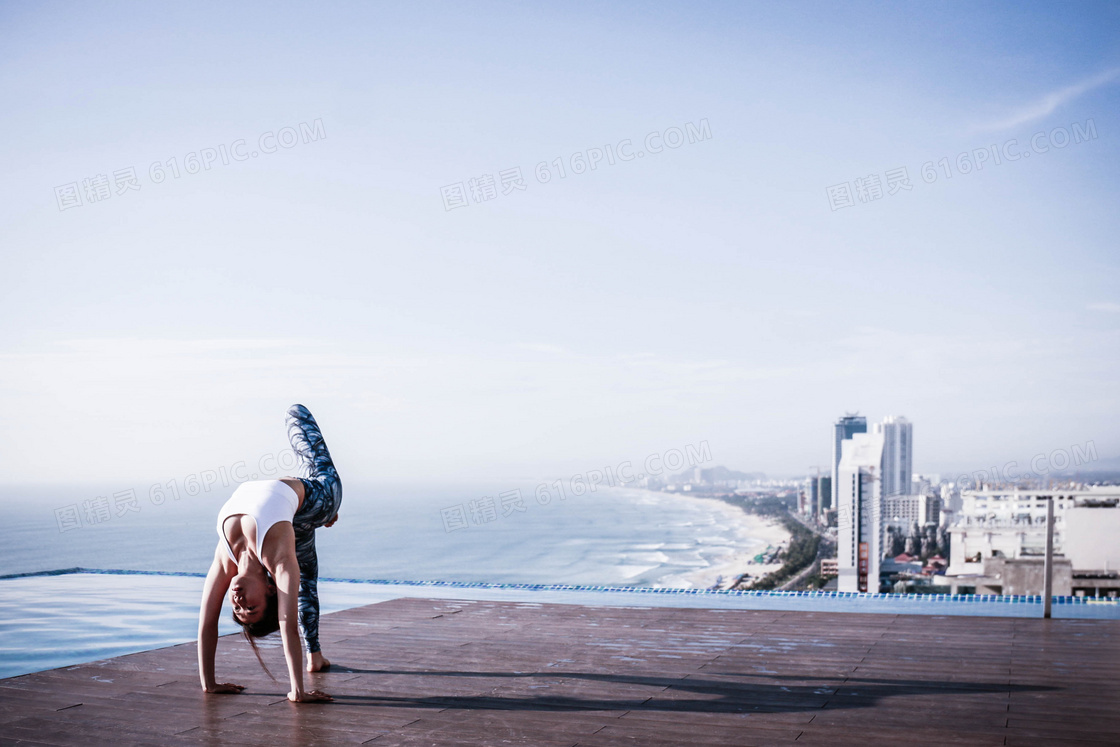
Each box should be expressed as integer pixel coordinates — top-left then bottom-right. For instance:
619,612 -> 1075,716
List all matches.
2,598 -> 1117,745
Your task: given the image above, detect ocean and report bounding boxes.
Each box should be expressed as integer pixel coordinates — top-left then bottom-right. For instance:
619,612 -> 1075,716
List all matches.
0,481 -> 778,587
0,480 -> 788,677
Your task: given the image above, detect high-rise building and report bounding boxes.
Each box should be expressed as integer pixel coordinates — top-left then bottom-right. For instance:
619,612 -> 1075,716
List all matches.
804,477 -> 819,516
875,416 -> 912,499
832,414 -> 867,511
817,475 -> 832,516
837,430 -> 885,593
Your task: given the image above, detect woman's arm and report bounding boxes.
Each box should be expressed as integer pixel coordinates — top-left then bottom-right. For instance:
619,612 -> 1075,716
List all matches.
270,525 -> 332,703
198,545 -> 243,694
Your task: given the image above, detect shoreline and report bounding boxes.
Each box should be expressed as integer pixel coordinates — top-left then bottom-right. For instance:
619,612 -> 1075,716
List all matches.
643,490 -> 793,590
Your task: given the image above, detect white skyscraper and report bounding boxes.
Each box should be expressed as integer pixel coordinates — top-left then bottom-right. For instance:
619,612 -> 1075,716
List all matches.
837,430 -> 885,593
875,416 -> 912,499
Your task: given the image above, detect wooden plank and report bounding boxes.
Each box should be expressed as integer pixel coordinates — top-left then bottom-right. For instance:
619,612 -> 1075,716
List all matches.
1,597 -> 1117,745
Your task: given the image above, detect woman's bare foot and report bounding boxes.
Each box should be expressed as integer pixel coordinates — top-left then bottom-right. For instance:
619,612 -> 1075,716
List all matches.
307,651 -> 331,672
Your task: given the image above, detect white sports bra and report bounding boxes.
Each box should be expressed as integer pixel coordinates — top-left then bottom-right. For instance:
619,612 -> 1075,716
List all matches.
215,480 -> 299,563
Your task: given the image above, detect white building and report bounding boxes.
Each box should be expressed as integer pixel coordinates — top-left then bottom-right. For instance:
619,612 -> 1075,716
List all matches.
940,482 -> 961,516
874,416 -> 912,499
837,431 -> 885,593
947,487 -> 1120,576
882,493 -> 941,529
1065,504 -> 1120,572
802,477 -> 818,516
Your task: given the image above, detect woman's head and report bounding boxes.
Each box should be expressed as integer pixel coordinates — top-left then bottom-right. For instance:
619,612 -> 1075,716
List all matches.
229,569 -> 278,631
232,587 -> 279,636
229,557 -> 281,679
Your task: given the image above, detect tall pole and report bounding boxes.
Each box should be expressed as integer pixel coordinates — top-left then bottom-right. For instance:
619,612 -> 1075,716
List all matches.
1043,496 -> 1054,619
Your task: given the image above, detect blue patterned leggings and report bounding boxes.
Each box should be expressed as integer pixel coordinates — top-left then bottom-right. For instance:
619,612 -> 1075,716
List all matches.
286,404 -> 342,654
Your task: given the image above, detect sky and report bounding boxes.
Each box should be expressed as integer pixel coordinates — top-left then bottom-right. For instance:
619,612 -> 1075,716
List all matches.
1,1 -> 1118,485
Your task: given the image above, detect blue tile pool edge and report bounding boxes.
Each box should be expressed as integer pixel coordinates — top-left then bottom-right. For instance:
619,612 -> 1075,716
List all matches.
3,567 -> 1116,608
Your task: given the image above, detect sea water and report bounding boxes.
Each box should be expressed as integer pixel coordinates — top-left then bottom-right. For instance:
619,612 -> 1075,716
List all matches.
0,481 -> 775,678
0,481 -> 770,585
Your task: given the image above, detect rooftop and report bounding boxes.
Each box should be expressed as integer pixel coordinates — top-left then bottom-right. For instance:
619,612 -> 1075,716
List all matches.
3,594 -> 1118,745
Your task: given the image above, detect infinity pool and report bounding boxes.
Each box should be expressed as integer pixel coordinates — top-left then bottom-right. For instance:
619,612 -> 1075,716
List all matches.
2,569 -> 1116,679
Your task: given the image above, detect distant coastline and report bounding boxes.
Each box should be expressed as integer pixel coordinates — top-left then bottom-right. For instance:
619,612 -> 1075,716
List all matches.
648,490 -> 792,590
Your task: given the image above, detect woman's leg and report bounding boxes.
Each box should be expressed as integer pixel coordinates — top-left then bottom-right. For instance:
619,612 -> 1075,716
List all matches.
285,404 -> 342,661
293,526 -> 323,656
286,404 -> 343,526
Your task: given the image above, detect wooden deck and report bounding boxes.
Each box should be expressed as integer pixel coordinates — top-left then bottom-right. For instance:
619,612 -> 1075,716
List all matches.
1,597 -> 1117,745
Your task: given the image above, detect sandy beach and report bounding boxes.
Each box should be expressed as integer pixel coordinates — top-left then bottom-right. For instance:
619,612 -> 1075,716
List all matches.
650,492 -> 792,590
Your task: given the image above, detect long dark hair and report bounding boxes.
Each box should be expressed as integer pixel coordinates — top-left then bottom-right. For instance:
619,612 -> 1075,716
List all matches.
233,581 -> 280,681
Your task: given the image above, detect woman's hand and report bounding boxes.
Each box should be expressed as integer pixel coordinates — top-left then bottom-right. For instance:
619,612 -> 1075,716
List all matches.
288,688 -> 333,703
204,682 -> 245,694
324,512 -> 339,528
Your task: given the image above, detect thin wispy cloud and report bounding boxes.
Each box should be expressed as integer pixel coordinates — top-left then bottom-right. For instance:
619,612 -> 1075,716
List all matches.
517,342 -> 567,354
1088,302 -> 1120,313
972,68 -> 1120,133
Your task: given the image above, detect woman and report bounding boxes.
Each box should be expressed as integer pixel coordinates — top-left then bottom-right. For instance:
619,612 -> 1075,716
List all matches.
197,404 -> 341,703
